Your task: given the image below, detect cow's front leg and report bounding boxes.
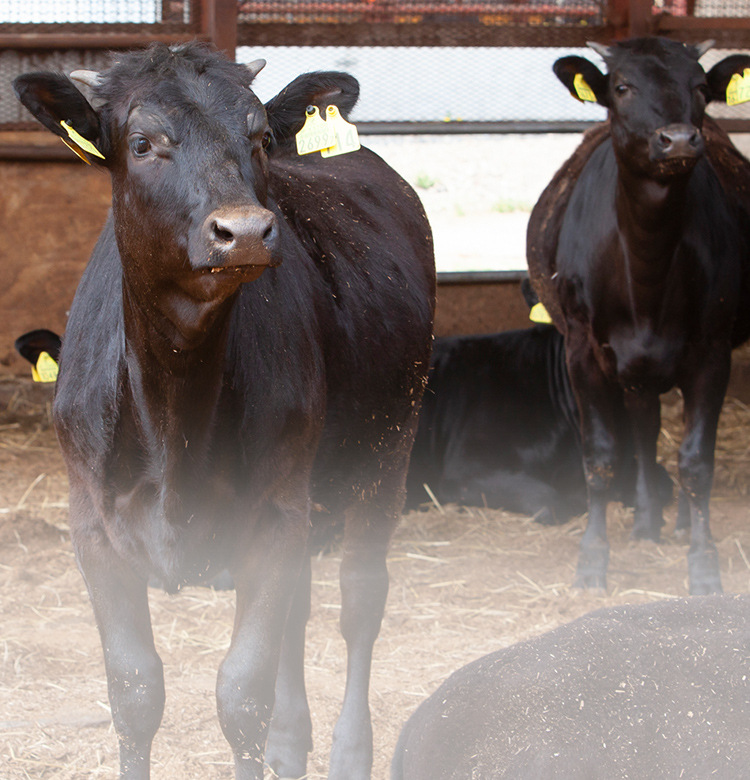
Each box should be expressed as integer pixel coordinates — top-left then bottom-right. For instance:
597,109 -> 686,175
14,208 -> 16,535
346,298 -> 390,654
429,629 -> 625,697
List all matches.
567,329 -> 621,591
678,347 -> 730,595
264,554 -> 313,779
623,388 -> 664,542
329,495 -> 400,780
217,506 -> 307,780
74,523 -> 164,779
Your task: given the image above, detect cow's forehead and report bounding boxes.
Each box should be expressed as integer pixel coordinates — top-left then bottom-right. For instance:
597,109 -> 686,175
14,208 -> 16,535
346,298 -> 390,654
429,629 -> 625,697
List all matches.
607,40 -> 705,83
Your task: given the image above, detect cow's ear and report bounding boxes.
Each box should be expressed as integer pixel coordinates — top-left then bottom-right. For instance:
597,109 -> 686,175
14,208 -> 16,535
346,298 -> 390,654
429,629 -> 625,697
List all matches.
13,72 -> 105,164
553,56 -> 609,107
705,54 -> 750,104
265,71 -> 359,144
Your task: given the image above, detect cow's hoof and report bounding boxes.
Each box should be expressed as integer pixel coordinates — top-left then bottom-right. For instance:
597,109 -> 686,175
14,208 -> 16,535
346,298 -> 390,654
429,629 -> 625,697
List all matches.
574,540 -> 609,592
631,523 -> 661,543
688,547 -> 723,595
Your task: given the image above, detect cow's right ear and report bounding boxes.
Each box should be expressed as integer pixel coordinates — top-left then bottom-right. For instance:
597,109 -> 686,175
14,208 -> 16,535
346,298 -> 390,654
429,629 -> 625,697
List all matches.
553,56 -> 609,107
13,72 -> 105,164
705,54 -> 750,103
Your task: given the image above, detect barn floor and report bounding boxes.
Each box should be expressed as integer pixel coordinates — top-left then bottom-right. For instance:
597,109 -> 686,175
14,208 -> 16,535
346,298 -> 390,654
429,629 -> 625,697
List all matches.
1,378 -> 749,779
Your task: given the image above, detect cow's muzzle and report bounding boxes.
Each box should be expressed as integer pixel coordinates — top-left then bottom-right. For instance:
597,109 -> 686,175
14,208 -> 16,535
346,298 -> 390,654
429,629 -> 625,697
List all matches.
650,124 -> 704,168
193,206 -> 280,272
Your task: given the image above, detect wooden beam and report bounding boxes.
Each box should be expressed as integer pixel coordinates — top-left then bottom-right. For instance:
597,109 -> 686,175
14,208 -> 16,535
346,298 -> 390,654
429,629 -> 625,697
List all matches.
0,32 -> 207,49
629,0 -> 654,37
201,0 -> 238,58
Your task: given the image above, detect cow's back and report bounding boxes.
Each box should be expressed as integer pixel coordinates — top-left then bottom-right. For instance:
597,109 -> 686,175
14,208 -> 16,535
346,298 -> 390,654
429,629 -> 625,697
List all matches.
392,593 -> 750,779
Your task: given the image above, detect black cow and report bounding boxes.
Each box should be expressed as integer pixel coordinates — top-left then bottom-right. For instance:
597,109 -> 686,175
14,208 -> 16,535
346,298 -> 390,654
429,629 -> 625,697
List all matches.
392,593 -> 750,779
405,317 -> 673,522
527,37 -> 750,594
14,43 -> 435,780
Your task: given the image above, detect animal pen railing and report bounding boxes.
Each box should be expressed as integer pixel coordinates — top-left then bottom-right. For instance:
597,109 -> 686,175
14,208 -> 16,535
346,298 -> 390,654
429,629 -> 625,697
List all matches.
1,0 -> 750,138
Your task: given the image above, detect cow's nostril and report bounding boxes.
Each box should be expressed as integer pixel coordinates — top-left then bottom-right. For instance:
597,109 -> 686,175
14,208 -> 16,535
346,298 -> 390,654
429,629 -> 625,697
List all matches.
262,221 -> 276,244
212,221 -> 234,244
659,132 -> 672,149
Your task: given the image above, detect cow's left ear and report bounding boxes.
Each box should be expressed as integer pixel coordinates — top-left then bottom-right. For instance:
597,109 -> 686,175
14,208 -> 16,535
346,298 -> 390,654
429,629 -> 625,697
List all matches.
13,72 -> 105,163
705,54 -> 750,103
553,56 -> 609,107
265,71 -> 359,144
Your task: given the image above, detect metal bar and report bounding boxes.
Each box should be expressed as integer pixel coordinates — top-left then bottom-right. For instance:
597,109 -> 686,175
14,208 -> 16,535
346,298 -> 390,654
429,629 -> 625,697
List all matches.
357,120 -> 599,134
238,2 -> 600,16
656,16 -> 750,30
438,270 -> 528,284
238,22 -> 617,47
0,33 -> 208,49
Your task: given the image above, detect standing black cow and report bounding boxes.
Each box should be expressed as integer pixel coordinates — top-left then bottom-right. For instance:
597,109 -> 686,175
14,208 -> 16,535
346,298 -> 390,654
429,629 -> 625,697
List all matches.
14,43 -> 435,780
527,37 -> 750,594
392,593 -> 750,779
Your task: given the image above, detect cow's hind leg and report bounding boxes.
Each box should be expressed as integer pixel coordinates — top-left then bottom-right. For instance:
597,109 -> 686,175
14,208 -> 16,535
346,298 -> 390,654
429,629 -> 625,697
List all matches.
264,555 -> 313,779
328,483 -> 402,780
74,529 -> 164,779
678,348 -> 729,595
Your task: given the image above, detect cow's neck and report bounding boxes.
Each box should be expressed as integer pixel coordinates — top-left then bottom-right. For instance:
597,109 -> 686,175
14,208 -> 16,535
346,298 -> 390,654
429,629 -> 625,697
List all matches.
615,166 -> 691,275
121,283 -> 232,465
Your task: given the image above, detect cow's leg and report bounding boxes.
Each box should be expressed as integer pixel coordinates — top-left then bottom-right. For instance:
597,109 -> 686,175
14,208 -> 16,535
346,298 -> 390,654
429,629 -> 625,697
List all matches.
72,512 -> 164,779
328,486 -> 401,780
678,349 -> 729,595
217,505 -> 308,780
623,389 -> 664,542
264,554 -> 313,779
566,329 -> 621,591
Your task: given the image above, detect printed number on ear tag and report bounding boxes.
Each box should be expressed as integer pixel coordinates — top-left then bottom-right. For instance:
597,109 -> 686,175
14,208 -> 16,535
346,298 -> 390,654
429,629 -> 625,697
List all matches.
31,352 -> 59,383
573,73 -> 597,103
60,120 -> 105,160
727,68 -> 750,106
321,105 -> 361,158
295,106 -> 334,155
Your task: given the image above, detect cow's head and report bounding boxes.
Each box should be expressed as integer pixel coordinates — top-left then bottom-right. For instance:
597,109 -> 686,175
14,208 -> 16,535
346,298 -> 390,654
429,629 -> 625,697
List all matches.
554,38 -> 750,180
14,43 -> 358,342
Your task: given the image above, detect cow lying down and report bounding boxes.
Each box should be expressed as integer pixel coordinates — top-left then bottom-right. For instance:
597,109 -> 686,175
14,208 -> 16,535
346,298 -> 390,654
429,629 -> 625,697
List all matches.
405,318 -> 673,524
392,593 -> 750,779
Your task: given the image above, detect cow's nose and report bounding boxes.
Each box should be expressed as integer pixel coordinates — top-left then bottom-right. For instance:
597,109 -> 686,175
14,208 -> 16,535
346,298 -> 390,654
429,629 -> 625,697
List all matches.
653,124 -> 704,160
207,207 -> 279,260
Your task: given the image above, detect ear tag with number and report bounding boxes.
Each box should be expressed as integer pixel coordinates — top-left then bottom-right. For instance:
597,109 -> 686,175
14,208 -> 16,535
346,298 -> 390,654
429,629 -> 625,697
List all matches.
573,73 -> 597,103
727,68 -> 750,106
60,120 -> 105,160
31,351 -> 59,383
295,106 -> 334,155
529,302 -> 553,324
321,105 -> 361,158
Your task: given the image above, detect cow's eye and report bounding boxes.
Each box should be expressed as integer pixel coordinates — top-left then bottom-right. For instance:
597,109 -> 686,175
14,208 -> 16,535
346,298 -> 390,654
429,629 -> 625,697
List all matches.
261,130 -> 272,150
130,136 -> 151,157
614,84 -> 629,96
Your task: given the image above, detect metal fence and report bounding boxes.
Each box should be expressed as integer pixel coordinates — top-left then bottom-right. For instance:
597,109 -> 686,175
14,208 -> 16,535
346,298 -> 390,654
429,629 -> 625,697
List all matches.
2,0 -> 750,131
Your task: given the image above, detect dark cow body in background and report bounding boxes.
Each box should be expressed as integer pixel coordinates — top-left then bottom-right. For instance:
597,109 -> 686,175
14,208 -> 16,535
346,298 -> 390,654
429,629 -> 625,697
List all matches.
405,317 -> 672,522
527,37 -> 750,594
391,593 -> 750,779
15,43 -> 435,780
14,329 -> 62,365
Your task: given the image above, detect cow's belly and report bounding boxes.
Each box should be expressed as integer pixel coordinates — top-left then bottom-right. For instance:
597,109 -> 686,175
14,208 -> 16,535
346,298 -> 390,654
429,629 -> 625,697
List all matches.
600,328 -> 684,394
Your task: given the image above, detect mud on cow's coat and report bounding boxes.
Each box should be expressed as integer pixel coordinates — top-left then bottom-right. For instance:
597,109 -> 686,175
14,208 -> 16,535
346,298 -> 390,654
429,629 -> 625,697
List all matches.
527,37 -> 750,595
14,42 -> 435,780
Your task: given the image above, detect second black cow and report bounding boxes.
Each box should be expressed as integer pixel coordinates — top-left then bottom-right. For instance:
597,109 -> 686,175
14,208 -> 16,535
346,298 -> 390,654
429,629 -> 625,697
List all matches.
528,37 -> 750,594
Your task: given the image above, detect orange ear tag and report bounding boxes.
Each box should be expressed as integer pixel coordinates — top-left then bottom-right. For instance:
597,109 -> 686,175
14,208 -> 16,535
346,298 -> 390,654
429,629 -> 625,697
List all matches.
320,105 -> 361,158
573,73 -> 597,103
727,68 -> 750,106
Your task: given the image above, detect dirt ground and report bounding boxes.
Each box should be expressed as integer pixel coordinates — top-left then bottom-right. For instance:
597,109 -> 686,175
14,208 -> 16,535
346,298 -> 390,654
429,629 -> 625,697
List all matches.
1,377 -> 749,780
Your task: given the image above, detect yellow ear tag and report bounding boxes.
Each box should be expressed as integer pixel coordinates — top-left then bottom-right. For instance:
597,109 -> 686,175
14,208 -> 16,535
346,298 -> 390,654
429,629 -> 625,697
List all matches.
60,120 -> 105,160
295,106 -> 335,156
320,105 -> 361,158
726,68 -> 750,106
31,351 -> 59,383
573,73 -> 597,103
60,136 -> 92,165
529,302 -> 553,324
